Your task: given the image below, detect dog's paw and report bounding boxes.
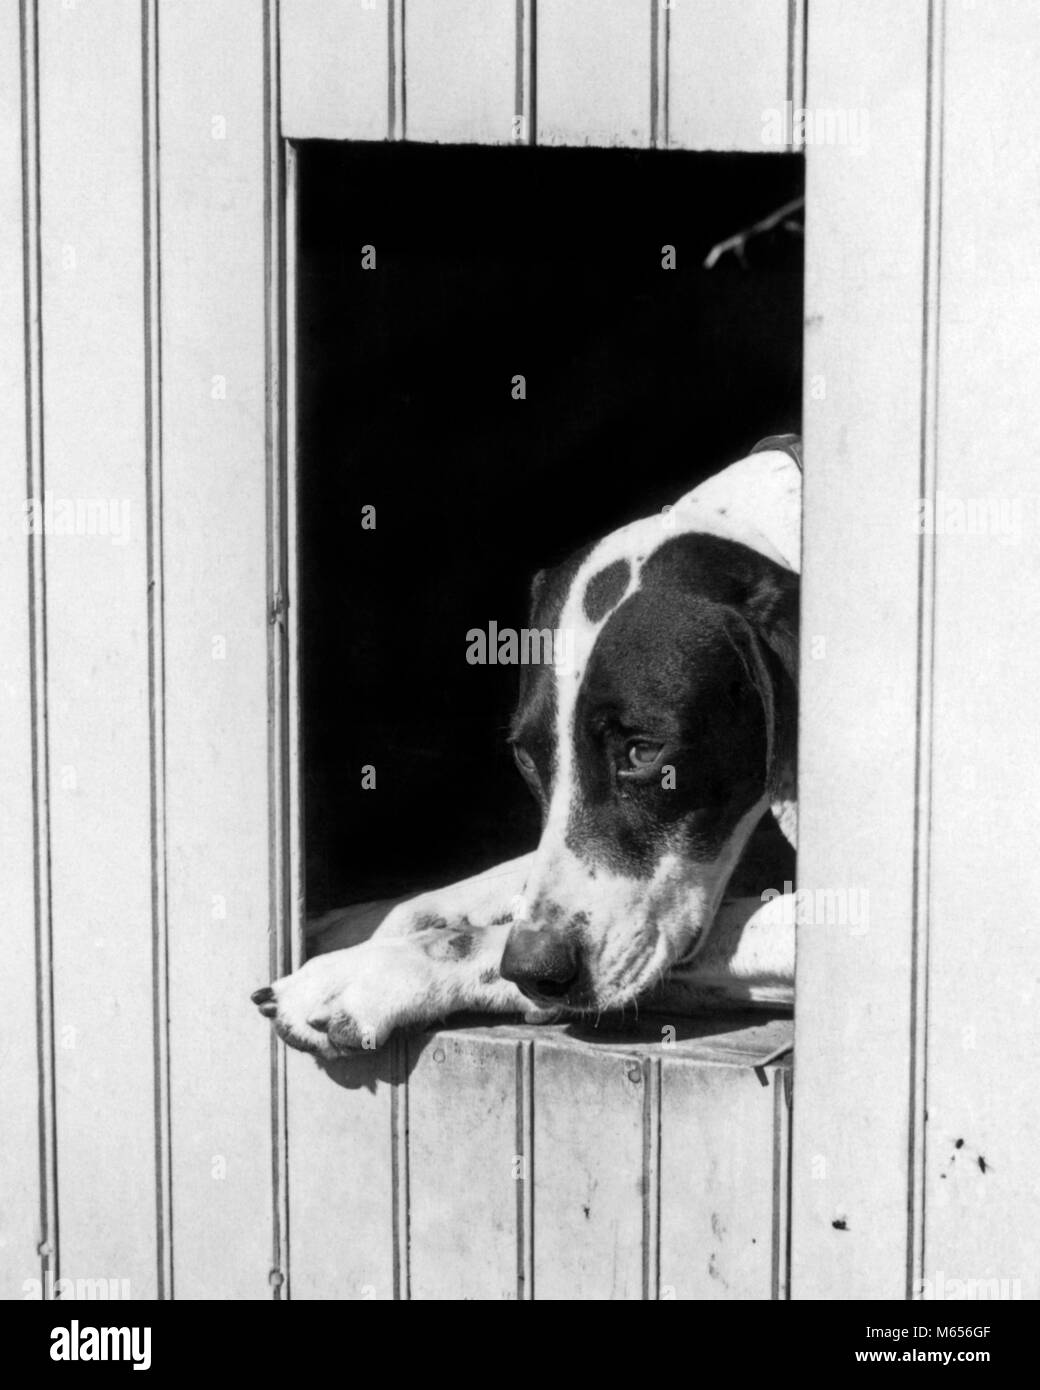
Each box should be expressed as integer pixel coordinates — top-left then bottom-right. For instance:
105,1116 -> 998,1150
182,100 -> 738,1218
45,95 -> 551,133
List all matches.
251,943 -> 428,1060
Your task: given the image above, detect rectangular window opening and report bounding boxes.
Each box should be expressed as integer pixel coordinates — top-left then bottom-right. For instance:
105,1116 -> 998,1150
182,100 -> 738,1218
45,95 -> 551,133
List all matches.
294,142 -> 803,1011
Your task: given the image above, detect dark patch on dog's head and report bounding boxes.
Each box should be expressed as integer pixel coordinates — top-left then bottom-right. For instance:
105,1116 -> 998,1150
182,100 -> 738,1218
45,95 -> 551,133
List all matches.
641,532 -> 799,796
582,558 -> 631,623
564,533 -> 799,877
641,533 -> 799,683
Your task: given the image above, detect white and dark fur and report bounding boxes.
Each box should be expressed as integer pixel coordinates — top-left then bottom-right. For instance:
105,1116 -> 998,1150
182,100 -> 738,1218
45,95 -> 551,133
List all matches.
253,440 -> 801,1060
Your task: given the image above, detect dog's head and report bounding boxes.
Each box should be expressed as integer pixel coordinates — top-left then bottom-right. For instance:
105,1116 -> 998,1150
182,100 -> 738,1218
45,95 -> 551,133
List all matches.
501,520 -> 798,1012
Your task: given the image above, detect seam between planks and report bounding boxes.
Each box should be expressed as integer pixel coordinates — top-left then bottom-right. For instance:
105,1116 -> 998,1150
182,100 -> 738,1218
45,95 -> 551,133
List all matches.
642,1054 -> 662,1298
650,0 -> 669,150
786,0 -> 807,150
391,1033 -> 411,1299
515,0 -> 537,146
907,0 -> 946,1303
771,1067 -> 793,1299
20,0 -> 59,1300
141,0 -> 173,1302
264,0 -> 292,1303
388,0 -> 406,141
515,1038 -> 535,1298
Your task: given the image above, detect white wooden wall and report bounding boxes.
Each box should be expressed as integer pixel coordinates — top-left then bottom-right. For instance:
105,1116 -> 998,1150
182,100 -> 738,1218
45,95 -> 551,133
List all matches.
288,1022 -> 790,1301
3,0 -> 287,1301
3,0 -> 1037,1302
280,0 -> 805,150
793,0 -> 1040,1303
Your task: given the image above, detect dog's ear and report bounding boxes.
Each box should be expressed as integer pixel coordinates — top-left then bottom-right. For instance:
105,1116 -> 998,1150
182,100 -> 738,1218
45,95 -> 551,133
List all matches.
527,568 -> 548,623
742,562 -> 799,688
737,562 -> 799,837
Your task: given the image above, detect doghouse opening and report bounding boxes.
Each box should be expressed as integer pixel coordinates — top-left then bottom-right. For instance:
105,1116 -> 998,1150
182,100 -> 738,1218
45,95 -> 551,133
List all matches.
296,141 -> 802,928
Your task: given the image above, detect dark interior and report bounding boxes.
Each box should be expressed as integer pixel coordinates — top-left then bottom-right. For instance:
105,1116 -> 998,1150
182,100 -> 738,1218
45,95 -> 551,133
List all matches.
297,141 -> 803,914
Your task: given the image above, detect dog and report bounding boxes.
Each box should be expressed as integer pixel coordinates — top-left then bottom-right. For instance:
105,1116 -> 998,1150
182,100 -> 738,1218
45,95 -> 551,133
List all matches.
253,436 -> 801,1060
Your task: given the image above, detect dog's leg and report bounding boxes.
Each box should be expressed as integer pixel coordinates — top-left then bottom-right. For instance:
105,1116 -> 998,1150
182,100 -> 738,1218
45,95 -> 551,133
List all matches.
254,855 -> 546,1058
646,892 -> 796,1013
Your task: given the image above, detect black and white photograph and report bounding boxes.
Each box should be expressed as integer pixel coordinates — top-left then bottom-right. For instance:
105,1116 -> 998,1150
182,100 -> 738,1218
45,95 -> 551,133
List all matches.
2,0 -> 1037,1348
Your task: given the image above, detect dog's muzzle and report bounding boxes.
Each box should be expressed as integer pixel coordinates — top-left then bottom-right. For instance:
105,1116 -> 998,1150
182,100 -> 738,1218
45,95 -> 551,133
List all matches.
500,926 -> 581,1007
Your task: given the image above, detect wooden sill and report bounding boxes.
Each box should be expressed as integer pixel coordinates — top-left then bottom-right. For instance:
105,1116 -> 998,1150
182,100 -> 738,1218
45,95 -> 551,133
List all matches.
420,1010 -> 793,1071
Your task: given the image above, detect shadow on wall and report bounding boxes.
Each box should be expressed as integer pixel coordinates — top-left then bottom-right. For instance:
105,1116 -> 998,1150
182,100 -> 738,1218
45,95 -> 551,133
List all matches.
298,141 -> 804,911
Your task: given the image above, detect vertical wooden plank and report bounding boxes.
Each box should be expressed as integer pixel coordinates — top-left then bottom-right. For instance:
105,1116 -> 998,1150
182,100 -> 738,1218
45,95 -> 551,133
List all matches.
159,0 -> 278,1298
659,1063 -> 784,1300
405,0 -> 517,145
0,0 -> 50,1300
280,0 -> 389,141
922,0 -> 1040,1301
536,0 -> 652,148
669,0 -> 797,152
287,1050 -> 396,1299
407,1033 -> 520,1299
37,0 -> 158,1295
532,1040 -> 646,1299
791,0 -> 934,1299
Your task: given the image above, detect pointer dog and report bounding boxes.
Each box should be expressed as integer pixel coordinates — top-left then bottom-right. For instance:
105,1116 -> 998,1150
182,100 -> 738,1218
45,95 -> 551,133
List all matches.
254,437 -> 801,1060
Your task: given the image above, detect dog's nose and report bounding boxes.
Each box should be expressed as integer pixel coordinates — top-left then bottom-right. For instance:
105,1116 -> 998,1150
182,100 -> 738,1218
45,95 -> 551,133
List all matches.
500,928 -> 579,1003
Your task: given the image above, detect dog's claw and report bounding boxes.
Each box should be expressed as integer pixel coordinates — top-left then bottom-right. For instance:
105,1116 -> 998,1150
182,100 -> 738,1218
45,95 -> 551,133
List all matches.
251,985 -> 279,1018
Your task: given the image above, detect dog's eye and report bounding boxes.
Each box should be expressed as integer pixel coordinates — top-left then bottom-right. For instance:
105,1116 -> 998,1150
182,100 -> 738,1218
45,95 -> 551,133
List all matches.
513,744 -> 537,776
625,739 -> 664,769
